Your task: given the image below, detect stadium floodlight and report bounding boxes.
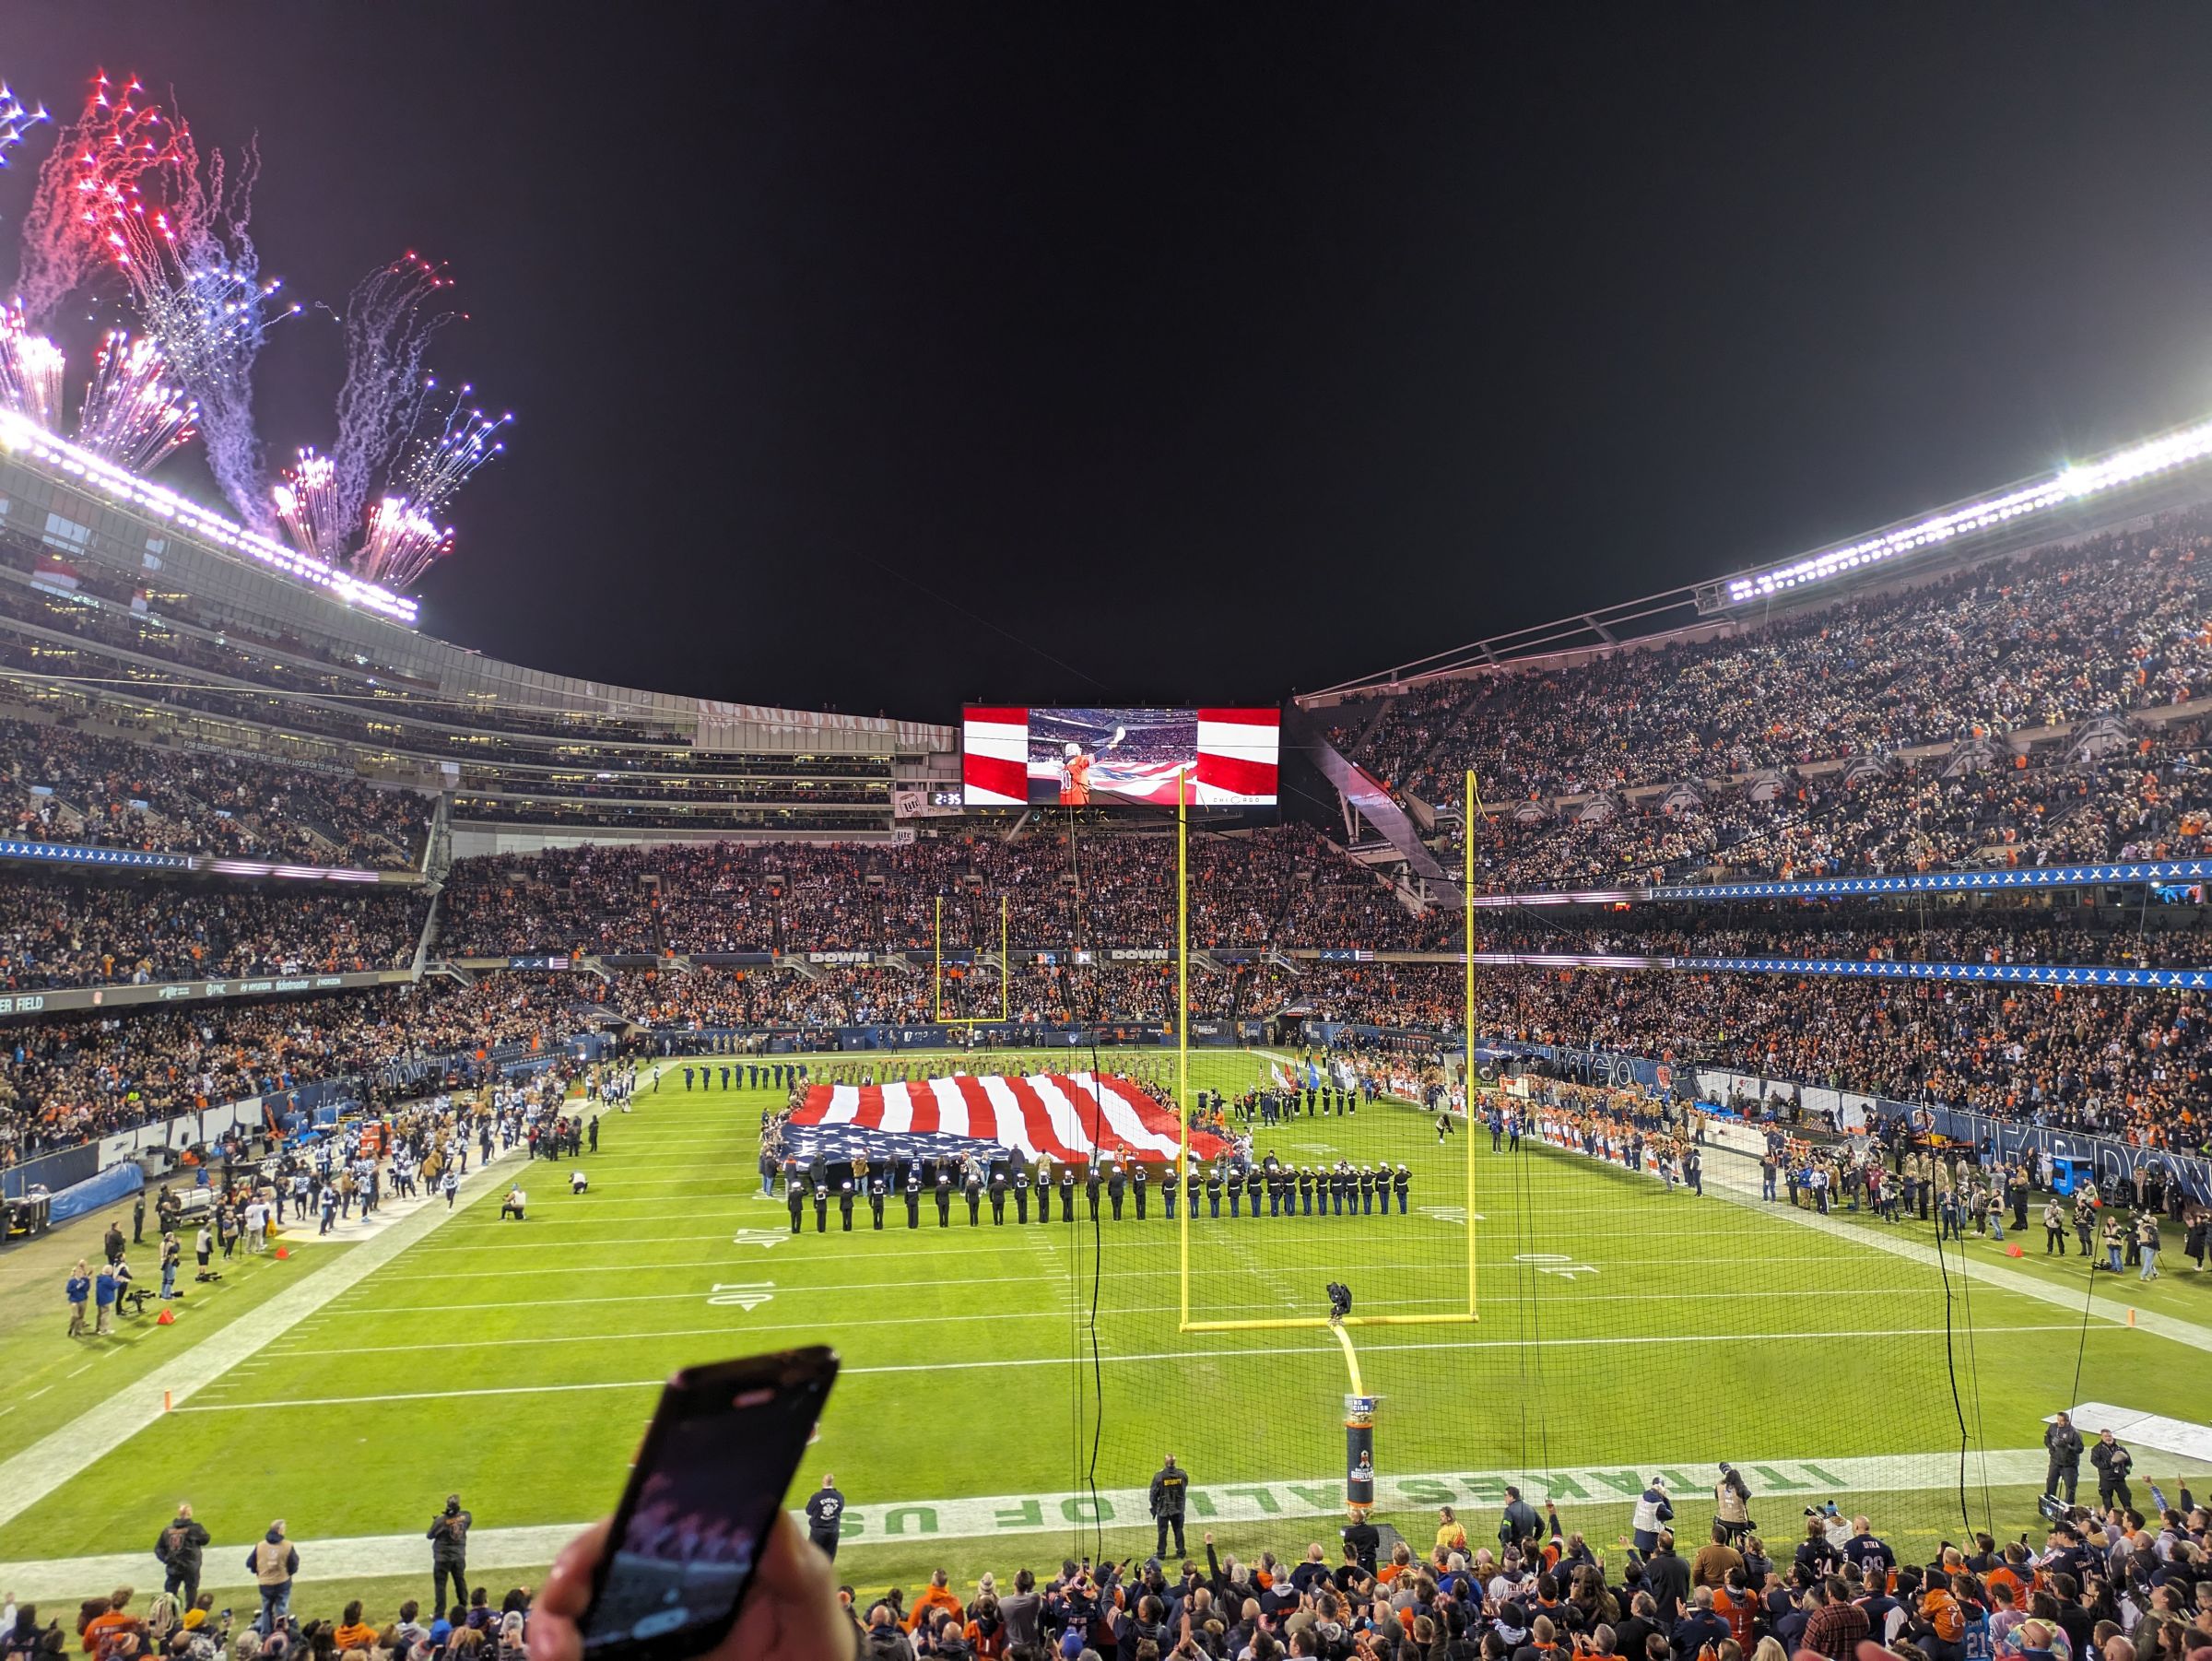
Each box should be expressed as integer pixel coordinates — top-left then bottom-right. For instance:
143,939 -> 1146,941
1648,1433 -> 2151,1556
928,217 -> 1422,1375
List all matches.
1724,415 -> 2212,607
0,407 -> 419,627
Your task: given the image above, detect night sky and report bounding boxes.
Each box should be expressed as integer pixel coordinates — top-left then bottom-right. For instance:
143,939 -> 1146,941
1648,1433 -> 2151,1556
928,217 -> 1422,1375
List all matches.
7,6 -> 2212,725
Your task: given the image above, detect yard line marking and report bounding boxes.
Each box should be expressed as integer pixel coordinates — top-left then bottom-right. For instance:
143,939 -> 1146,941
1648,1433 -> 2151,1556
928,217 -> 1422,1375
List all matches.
335,1259 -> 1991,1312
0,1139 -> 533,1536
173,1324 -> 2086,1413
65,1364 -> 92,1379
213,1297 -> 1500,1356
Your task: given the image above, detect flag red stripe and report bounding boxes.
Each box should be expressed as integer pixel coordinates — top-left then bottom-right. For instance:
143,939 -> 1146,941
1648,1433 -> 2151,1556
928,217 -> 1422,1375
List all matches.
853,1084 -> 885,1128
1001,1075 -> 1083,1160
1194,749 -> 1277,798
950,1074 -> 998,1144
963,706 -> 1028,725
906,1081 -> 939,1136
1195,707 -> 1279,726
963,751 -> 1026,801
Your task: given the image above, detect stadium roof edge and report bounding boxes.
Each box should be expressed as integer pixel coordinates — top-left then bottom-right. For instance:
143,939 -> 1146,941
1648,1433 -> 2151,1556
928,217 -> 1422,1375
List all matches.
0,413 -> 955,756
1299,408 -> 2212,707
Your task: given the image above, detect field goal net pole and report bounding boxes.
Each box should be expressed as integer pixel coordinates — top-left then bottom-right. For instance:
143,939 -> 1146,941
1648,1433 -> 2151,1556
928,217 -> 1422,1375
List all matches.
932,894 -> 1009,1026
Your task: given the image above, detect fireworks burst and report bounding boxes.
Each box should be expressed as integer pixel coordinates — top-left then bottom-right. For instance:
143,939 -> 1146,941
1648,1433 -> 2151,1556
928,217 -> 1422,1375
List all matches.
346,390 -> 510,587
269,448 -> 348,565
100,112 -> 295,526
355,495 -> 453,589
324,252 -> 458,547
0,81 -> 51,168
14,72 -> 178,325
76,329 -> 195,471
0,300 -> 65,428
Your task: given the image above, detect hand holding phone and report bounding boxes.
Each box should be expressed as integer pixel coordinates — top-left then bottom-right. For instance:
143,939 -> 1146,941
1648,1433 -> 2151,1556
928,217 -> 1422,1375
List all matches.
528,1349 -> 840,1661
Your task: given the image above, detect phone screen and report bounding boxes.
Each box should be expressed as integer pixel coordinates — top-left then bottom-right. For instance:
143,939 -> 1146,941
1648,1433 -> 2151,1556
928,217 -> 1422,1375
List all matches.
580,1349 -> 837,1660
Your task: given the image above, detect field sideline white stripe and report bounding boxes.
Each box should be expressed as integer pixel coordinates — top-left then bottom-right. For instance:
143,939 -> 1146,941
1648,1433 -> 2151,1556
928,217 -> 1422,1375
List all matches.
0,1139 -> 532,1534
0,1447 -> 2055,1600
176,1323 -> 2084,1413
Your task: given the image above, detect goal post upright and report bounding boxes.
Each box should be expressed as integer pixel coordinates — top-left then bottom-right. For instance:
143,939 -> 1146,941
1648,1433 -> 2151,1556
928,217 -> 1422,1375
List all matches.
931,892 -> 1010,1026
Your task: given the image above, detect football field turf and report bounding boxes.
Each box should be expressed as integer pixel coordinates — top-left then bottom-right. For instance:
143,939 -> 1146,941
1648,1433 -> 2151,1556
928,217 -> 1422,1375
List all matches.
0,1048 -> 2206,1614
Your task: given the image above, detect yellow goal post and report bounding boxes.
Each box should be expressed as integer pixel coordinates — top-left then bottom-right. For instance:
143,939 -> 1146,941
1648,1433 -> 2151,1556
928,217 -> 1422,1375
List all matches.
931,893 -> 1010,1025
1174,768 -> 1481,1333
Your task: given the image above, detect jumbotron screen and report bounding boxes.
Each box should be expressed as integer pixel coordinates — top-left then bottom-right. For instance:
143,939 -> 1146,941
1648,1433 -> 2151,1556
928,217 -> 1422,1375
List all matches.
962,706 -> 1280,807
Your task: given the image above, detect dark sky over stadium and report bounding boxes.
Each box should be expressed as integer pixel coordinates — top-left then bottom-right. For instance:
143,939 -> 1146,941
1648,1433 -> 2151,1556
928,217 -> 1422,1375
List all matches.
8,7 -> 2212,724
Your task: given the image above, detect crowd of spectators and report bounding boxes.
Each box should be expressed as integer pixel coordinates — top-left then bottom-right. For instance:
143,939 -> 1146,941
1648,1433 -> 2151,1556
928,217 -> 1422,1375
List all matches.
0,975 -> 584,1165
1336,519 -> 2212,807
37,1489 -> 2206,1661
0,873 -> 424,990
1327,517 -> 2212,891
0,717 -> 429,867
438,826 -> 1422,957
1464,740 -> 2212,892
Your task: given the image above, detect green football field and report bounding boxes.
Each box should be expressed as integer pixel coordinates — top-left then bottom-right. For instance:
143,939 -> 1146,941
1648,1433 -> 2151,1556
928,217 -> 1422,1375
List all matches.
0,1047 -> 2206,1619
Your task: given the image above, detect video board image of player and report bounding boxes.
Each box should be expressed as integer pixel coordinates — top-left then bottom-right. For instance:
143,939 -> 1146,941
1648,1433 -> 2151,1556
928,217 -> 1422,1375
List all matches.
1027,707 -> 1199,805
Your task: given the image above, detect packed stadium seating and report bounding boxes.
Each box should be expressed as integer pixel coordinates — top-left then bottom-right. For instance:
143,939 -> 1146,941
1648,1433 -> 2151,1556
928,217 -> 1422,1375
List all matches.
0,872 -> 425,989
1328,515 -> 2212,892
0,975 -> 578,1163
436,825 -> 1423,956
0,716 -> 430,867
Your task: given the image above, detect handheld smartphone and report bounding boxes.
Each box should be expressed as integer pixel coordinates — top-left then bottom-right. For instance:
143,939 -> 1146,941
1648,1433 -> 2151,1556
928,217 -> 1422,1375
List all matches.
577,1347 -> 839,1661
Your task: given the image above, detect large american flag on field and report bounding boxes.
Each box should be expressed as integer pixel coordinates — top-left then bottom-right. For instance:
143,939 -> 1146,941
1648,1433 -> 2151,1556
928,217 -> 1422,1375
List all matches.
792,1072 -> 1230,1164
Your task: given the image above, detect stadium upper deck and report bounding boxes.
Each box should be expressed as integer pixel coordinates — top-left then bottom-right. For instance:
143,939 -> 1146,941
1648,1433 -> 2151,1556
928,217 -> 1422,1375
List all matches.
0,420 -> 957,848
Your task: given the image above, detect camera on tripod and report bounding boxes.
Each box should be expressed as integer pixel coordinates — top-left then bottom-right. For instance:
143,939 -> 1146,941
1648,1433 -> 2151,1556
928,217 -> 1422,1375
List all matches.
1325,1281 -> 1353,1321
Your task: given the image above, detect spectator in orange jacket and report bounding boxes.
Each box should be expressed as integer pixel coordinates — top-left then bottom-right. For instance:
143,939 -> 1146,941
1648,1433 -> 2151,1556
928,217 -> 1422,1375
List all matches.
903,1570 -> 962,1634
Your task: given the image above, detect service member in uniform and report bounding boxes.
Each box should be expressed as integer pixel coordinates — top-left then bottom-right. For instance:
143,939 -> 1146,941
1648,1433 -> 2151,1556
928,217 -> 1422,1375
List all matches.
1134,1161 -> 1149,1220
838,1171 -> 857,1232
867,1168 -> 888,1231
935,1164 -> 954,1227
1163,1162 -> 1178,1220
813,1173 -> 830,1233
964,1165 -> 982,1226
1109,1160 -> 1126,1220
1298,1166 -> 1315,1216
788,1176 -> 806,1234
1085,1160 -> 1102,1221
990,1166 -> 1008,1225
1013,1162 -> 1030,1224
1034,1160 -> 1053,1227
1206,1162 -> 1223,1217
1225,1165 -> 1242,1217
1060,1162 -> 1077,1221
902,1165 -> 922,1230
1394,1163 -> 1411,1214
1185,1165 -> 1200,1219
